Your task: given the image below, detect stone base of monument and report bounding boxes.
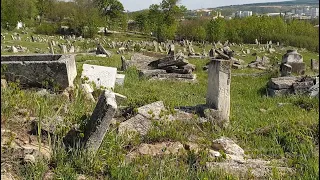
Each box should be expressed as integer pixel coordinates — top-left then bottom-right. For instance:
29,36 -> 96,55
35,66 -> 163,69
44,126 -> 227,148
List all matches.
287,62 -> 305,75
1,54 -> 77,90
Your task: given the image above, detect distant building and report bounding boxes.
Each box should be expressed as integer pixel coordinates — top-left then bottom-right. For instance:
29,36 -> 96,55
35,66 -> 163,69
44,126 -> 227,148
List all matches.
235,11 -> 252,18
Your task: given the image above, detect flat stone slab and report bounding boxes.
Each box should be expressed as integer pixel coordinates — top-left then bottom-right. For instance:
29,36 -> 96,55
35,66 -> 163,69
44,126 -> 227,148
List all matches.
118,114 -> 151,136
127,53 -> 158,70
81,64 -> 117,89
139,69 -> 167,78
1,54 -> 77,90
267,77 -> 298,90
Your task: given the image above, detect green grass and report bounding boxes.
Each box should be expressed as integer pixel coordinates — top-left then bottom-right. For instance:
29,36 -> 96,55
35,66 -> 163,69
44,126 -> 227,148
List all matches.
1,29 -> 319,179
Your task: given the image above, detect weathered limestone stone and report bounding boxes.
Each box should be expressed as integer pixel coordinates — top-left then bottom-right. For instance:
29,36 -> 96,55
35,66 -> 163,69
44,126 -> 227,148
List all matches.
60,45 -> 67,53
84,90 -> 117,153
206,59 -> 231,127
282,50 -> 305,74
267,77 -> 298,89
267,88 -> 293,97
280,63 -> 292,77
118,114 -> 151,136
310,83 -> 319,98
1,54 -> 77,90
282,50 -> 303,63
311,59 -> 319,72
137,101 -> 166,120
212,137 -> 244,156
139,69 -> 167,78
157,73 -> 195,79
115,74 -> 125,86
81,64 -> 117,89
1,79 -> 7,88
292,81 -> 314,94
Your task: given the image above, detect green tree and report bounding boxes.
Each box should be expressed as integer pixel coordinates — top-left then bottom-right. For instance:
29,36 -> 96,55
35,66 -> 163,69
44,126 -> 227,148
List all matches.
206,18 -> 226,42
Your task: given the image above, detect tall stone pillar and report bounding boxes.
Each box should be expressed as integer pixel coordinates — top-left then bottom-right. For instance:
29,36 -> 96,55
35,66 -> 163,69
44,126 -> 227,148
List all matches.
206,59 -> 231,125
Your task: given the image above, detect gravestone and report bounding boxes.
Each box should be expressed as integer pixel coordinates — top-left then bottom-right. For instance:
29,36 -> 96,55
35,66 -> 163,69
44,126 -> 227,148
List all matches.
83,90 -> 117,153
168,44 -> 175,56
206,59 -> 231,127
282,50 -> 305,75
48,41 -> 54,54
153,41 -> 158,52
280,63 -> 292,77
81,64 -> 117,89
311,59 -> 319,72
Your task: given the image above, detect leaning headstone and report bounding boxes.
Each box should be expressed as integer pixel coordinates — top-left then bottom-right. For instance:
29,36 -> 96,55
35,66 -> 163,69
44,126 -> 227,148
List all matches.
83,90 -> 117,153
153,41 -> 158,52
168,44 -> 175,56
206,59 -> 231,127
96,43 -> 112,57
81,64 -> 117,89
48,41 -> 54,54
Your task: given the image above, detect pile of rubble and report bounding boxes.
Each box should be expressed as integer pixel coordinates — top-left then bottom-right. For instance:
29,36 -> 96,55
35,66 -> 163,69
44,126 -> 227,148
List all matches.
122,53 -> 197,81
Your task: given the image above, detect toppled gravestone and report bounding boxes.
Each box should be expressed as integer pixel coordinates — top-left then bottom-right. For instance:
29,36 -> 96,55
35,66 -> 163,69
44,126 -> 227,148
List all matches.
81,64 -> 117,89
267,76 -> 317,97
83,90 -> 117,153
126,53 -> 196,81
1,54 -> 77,90
282,50 -> 305,75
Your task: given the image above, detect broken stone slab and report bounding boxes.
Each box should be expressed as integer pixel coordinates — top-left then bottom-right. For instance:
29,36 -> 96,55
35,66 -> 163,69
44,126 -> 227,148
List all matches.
206,158 -> 294,179
1,54 -> 77,90
83,90 -> 117,153
212,137 -> 244,157
127,142 -> 184,158
153,57 -> 189,69
292,81 -> 314,94
157,73 -> 195,79
267,77 -> 298,90
137,101 -> 167,120
139,69 -> 167,78
81,64 -> 117,89
310,83 -> 319,98
214,49 -> 230,60
267,88 -> 293,97
118,114 -> 151,136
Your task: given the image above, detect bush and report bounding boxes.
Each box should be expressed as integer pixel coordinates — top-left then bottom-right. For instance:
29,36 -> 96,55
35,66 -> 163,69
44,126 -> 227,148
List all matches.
35,23 -> 58,35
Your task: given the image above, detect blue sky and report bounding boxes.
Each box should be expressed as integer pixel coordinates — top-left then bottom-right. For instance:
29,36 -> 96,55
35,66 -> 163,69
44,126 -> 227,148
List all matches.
119,0 -> 291,11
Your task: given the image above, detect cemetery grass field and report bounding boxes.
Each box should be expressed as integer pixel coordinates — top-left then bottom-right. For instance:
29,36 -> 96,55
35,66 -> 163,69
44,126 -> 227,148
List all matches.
1,31 -> 319,179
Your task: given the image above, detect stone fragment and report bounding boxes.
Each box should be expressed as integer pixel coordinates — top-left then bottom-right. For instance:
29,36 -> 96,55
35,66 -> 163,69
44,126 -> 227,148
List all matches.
267,77 -> 298,90
280,63 -> 292,77
212,137 -> 244,156
1,79 -> 7,88
115,74 -> 125,86
311,59 -> 319,71
139,69 -> 167,78
118,114 -> 151,136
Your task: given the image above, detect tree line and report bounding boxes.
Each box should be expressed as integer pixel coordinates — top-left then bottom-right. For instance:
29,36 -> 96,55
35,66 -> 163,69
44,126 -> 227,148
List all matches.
1,0 -> 127,37
1,0 -> 318,52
